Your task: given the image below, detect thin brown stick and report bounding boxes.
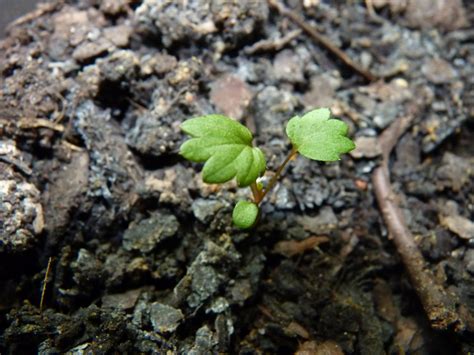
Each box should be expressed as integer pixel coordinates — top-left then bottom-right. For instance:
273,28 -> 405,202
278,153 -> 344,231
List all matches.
250,182 -> 263,203
0,156 -> 33,175
244,29 -> 302,54
364,0 -> 384,23
256,147 -> 298,205
0,117 -> 65,132
18,118 -> 64,132
267,0 -> 377,82
40,257 -> 53,313
371,103 -> 466,331
5,2 -> 61,33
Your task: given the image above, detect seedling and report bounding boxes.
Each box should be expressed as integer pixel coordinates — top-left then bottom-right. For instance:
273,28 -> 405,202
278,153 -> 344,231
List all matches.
180,108 -> 355,228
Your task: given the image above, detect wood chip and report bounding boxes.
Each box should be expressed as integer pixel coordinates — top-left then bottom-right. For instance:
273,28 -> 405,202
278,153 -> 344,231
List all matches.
273,236 -> 329,257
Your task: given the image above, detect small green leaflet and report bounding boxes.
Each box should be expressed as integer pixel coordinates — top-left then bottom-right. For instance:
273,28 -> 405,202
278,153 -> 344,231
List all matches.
286,108 -> 355,161
232,200 -> 259,229
180,115 -> 266,187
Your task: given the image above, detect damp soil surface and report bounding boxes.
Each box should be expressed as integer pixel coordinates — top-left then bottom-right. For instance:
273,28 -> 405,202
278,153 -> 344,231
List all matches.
1,0 -> 474,353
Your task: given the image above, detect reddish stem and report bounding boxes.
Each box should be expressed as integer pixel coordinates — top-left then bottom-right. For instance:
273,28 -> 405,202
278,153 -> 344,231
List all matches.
255,147 -> 298,205
250,182 -> 262,203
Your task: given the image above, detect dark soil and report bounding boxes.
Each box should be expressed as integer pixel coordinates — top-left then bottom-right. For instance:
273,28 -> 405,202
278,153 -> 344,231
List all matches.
1,0 -> 474,353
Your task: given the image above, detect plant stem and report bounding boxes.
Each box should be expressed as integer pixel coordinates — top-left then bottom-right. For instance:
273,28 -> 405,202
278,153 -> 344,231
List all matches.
250,182 -> 262,203
255,147 -> 298,205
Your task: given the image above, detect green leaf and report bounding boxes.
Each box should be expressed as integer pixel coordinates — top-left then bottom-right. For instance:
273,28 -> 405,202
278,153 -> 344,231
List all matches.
232,201 -> 259,229
286,108 -> 355,161
180,115 -> 266,186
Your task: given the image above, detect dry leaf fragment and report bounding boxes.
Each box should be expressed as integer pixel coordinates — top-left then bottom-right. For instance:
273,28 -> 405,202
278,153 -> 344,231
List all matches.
273,236 -> 329,258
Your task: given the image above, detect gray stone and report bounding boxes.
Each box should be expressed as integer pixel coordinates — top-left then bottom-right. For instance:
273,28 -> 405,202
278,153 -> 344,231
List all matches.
97,50 -> 139,82
373,102 -> 399,128
404,0 -> 467,31
350,136 -> 382,159
173,241 -> 231,309
100,0 -> 129,16
253,86 -> 298,134
274,184 -> 296,210
464,249 -> 474,275
436,152 -> 474,192
441,214 -> 474,240
207,297 -> 230,314
298,206 -> 338,234
0,158 -> 43,252
150,302 -> 184,333
302,73 -> 341,109
123,212 -> 179,252
422,58 -> 457,84
187,325 -> 217,355
72,39 -> 111,62
188,265 -> 221,308
295,177 -> 330,210
103,25 -> 132,48
136,0 -> 267,48
102,289 -> 142,310
192,198 -> 225,223
230,279 -> 252,304
136,0 -> 215,47
273,49 -> 305,84
210,74 -> 253,120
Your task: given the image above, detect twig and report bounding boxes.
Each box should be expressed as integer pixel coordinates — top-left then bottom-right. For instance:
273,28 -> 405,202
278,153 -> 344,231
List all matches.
40,257 -> 53,313
1,117 -> 64,132
364,0 -> 385,23
62,140 -> 84,152
0,155 -> 32,175
250,182 -> 263,203
244,29 -> 302,54
267,0 -> 377,82
53,92 -> 67,123
18,118 -> 64,132
371,102 -> 466,331
5,2 -> 61,33
256,147 -> 298,205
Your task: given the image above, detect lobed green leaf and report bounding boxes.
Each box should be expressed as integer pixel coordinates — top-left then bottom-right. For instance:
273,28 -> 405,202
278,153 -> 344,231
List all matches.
181,114 -> 253,144
180,115 -> 266,187
286,108 -> 355,161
